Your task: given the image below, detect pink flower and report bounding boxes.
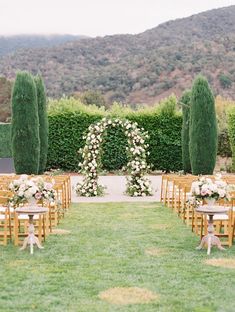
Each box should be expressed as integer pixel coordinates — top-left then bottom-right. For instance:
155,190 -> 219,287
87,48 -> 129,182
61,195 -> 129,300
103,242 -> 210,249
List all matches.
45,183 -> 53,190
35,192 -> 42,200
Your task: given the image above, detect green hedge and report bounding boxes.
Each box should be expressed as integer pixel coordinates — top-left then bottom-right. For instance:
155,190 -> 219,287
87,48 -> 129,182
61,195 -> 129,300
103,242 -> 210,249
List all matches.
47,98 -> 183,172
0,123 -> 12,158
47,111 -> 102,171
0,98 -> 183,172
217,129 -> 232,157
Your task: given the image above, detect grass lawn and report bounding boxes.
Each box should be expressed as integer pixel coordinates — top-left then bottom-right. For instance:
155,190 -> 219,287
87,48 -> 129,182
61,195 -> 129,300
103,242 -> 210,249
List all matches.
0,202 -> 235,312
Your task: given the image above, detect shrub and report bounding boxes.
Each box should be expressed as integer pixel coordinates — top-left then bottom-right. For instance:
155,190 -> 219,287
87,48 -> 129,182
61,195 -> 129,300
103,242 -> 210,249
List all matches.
11,71 -> 40,174
159,95 -> 177,116
189,76 -> 217,175
219,74 -> 232,89
34,75 -> 48,174
0,123 -> 11,157
78,90 -> 107,108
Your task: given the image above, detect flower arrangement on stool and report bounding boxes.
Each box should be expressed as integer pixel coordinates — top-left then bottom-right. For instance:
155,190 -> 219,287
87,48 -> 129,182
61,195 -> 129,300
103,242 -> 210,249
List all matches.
189,174 -> 232,207
9,174 -> 55,207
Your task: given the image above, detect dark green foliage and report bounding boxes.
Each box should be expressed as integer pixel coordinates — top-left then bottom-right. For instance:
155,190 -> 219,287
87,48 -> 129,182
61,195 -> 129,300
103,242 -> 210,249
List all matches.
0,98 -> 183,172
127,113 -> 182,172
11,71 -> 40,174
47,107 -> 182,172
180,90 -> 191,173
159,96 -> 176,116
35,75 -> 48,174
189,76 -> 217,175
47,112 -> 102,171
79,90 -> 107,108
219,74 -> 232,89
227,108 -> 235,170
0,123 -> 11,157
101,126 -> 128,171
217,129 -> 232,157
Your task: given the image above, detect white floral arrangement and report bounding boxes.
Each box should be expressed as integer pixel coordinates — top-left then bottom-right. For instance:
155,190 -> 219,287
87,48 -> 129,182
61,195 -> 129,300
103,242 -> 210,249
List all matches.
9,174 -> 55,206
75,118 -> 152,197
189,174 -> 231,205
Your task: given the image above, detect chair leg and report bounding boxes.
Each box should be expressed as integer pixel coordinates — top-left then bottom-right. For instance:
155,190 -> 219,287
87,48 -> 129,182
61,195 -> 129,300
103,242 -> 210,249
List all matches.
14,213 -> 19,246
3,214 -> 7,246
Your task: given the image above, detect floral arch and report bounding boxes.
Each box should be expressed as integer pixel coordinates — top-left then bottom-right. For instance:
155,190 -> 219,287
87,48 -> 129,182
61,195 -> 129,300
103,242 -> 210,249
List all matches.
75,118 -> 152,197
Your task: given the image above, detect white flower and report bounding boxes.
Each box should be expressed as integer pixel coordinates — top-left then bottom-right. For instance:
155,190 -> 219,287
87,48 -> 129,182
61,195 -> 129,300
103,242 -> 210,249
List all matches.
20,174 -> 28,181
218,189 -> 226,197
18,191 -> 24,197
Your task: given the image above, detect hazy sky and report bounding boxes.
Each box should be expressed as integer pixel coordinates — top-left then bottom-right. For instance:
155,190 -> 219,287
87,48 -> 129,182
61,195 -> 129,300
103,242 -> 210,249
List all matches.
0,0 -> 234,37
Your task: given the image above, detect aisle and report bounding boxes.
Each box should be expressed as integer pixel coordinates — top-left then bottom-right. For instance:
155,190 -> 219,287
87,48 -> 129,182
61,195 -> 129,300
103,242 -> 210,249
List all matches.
71,175 -> 162,202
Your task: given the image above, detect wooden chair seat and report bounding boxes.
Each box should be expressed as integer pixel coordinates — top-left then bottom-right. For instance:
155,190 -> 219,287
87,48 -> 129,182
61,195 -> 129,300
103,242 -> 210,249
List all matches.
0,206 -> 14,213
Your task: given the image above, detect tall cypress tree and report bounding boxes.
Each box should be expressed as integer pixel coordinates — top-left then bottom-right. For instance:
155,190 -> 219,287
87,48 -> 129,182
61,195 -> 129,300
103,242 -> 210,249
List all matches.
180,90 -> 191,173
189,75 -> 217,175
34,75 -> 48,174
11,71 -> 40,174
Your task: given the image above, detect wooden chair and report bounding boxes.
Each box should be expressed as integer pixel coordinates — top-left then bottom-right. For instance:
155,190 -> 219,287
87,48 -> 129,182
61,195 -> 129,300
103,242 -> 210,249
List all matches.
163,175 -> 179,207
179,184 -> 192,223
0,190 -> 14,245
161,174 -> 170,203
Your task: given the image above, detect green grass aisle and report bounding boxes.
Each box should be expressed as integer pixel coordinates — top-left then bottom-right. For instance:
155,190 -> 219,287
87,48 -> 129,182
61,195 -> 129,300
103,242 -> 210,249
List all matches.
0,202 -> 235,312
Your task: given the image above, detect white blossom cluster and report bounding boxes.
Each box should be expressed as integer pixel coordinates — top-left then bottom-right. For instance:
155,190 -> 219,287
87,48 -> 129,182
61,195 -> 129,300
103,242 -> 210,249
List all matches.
75,118 -> 152,197
9,175 -> 55,206
190,174 -> 233,203
123,121 -> 152,196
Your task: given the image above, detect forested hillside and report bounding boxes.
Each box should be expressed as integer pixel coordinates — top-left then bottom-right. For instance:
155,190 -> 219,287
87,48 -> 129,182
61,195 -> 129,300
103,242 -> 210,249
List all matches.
0,34 -> 87,57
1,6 -> 235,105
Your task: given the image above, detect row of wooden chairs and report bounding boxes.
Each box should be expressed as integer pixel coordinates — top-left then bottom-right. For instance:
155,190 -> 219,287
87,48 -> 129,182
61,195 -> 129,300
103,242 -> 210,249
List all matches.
0,174 -> 71,246
161,174 -> 235,248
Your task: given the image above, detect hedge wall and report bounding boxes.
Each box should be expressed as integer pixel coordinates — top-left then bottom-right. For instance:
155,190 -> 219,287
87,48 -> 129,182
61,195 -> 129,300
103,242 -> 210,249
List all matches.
2,95 -> 234,172
0,98 -> 183,172
47,111 -> 102,171
127,112 -> 182,172
46,99 -> 183,172
0,123 -> 12,158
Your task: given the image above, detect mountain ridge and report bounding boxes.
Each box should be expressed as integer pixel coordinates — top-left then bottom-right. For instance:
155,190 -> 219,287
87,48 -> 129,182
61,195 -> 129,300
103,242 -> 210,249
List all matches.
0,5 -> 235,104
0,34 -> 88,57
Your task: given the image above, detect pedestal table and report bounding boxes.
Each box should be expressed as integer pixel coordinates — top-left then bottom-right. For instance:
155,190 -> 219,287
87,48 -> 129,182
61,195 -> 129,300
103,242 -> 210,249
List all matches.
195,205 -> 229,255
15,206 -> 48,255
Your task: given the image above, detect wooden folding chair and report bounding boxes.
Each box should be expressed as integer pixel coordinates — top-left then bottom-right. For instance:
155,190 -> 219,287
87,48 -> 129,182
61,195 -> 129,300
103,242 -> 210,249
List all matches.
0,190 -> 14,245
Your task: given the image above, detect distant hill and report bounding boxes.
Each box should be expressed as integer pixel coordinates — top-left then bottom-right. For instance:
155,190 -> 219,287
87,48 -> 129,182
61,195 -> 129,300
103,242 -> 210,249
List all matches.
1,6 -> 235,105
0,34 -> 88,57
